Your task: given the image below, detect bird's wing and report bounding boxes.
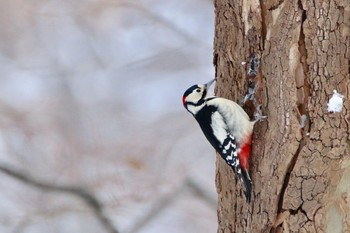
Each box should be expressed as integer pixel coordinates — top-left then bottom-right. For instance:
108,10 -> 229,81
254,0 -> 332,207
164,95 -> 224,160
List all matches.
220,133 -> 252,203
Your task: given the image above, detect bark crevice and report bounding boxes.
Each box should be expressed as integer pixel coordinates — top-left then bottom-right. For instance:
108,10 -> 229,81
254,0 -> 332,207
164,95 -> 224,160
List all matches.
273,1 -> 310,230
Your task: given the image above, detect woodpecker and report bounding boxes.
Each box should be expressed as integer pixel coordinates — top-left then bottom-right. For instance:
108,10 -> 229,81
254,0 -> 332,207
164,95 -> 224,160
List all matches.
182,79 -> 255,202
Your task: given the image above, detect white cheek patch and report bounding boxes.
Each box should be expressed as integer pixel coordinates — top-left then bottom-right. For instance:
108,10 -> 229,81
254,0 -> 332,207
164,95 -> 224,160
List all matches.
187,103 -> 204,115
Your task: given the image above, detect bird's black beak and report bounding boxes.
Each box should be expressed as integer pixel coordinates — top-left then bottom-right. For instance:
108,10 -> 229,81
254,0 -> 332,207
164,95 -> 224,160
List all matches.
204,78 -> 216,89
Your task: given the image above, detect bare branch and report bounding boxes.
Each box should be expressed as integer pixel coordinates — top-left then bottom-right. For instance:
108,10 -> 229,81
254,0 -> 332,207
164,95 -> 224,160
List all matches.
0,163 -> 119,233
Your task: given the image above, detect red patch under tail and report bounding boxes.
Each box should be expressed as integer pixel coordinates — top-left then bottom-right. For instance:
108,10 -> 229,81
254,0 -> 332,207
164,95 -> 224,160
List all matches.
238,135 -> 252,171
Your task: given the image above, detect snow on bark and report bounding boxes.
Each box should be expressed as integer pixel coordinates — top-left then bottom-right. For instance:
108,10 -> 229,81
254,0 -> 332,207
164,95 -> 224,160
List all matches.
327,90 -> 344,113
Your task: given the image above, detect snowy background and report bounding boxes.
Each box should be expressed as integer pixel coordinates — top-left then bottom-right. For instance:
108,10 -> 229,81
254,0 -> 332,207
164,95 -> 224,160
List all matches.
0,0 -> 217,232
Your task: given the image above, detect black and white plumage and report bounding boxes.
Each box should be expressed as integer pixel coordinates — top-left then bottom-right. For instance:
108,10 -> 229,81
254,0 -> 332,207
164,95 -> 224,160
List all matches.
182,79 -> 255,202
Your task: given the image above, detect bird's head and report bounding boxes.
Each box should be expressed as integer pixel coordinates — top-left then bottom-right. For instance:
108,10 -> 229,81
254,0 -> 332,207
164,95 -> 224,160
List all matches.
182,79 -> 216,114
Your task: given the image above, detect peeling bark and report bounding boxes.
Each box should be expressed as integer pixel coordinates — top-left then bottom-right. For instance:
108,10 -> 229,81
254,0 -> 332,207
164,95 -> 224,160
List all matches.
214,0 -> 350,232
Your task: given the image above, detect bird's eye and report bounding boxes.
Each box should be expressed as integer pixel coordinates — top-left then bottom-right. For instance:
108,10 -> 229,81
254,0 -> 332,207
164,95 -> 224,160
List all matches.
196,89 -> 201,93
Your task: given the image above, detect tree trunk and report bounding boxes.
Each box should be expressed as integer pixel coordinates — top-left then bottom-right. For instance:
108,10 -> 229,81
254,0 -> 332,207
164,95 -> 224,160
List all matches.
214,0 -> 350,232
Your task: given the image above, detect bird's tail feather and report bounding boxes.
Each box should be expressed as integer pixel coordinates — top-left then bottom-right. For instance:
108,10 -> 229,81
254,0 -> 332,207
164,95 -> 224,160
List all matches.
241,170 -> 252,203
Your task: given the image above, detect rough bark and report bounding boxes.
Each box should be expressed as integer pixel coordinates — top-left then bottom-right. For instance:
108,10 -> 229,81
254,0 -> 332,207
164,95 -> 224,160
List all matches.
214,0 -> 350,232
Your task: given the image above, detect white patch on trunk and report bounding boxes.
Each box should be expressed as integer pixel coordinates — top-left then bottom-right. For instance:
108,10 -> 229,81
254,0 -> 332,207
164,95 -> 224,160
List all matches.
300,114 -> 308,128
327,90 -> 344,113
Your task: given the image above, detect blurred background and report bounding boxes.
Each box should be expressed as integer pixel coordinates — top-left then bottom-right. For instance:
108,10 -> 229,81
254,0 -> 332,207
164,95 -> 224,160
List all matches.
0,0 -> 217,233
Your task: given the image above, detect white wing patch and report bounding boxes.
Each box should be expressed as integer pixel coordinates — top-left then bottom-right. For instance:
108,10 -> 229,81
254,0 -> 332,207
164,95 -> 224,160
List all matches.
210,111 -> 229,144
